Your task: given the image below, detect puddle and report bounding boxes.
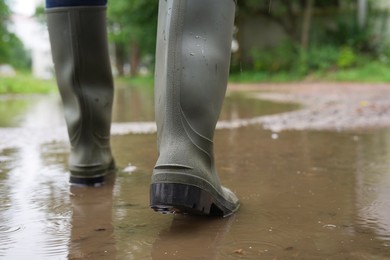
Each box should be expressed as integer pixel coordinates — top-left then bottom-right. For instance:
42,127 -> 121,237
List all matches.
0,84 -> 390,259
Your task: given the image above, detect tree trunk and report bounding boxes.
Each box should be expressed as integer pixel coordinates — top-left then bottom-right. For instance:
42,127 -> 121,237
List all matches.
234,14 -> 246,68
301,0 -> 314,50
129,41 -> 140,77
114,43 -> 125,76
357,0 -> 367,29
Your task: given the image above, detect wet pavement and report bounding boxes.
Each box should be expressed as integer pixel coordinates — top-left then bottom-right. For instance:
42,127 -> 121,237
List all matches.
1,84 -> 390,259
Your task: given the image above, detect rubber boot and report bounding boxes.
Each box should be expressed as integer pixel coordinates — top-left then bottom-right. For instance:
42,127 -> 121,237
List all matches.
46,3 -> 115,185
150,0 -> 239,217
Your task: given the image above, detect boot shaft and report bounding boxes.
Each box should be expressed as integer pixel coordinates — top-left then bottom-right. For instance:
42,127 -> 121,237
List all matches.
155,0 -> 236,142
46,6 -> 114,182
47,6 -> 113,140
154,0 -> 236,167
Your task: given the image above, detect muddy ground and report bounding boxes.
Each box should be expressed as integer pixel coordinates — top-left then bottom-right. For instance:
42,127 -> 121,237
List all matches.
1,82 -> 390,259
228,82 -> 390,132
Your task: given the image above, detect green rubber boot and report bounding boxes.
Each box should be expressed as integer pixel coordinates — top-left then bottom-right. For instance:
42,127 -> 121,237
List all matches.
47,6 -> 115,185
150,0 -> 239,217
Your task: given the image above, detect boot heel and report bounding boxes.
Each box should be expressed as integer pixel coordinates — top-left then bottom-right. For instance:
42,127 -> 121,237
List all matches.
150,183 -> 225,216
69,160 -> 115,186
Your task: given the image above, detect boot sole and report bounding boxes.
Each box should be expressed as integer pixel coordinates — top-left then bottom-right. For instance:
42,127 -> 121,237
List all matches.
69,160 -> 116,186
150,183 -> 237,217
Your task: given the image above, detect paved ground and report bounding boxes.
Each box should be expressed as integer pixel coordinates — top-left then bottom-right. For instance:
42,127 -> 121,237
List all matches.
229,82 -> 390,132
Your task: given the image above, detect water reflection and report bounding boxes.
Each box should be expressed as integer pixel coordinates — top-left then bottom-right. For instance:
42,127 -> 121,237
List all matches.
113,85 -> 155,122
0,96 -> 32,127
151,215 -> 235,259
215,129 -> 390,258
68,174 -> 116,259
354,130 -> 390,244
1,85 -> 390,258
0,94 -> 64,128
0,124 -> 70,259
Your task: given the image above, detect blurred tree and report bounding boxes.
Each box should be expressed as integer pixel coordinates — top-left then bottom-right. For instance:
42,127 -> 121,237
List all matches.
34,5 -> 45,24
234,0 -> 382,72
0,0 -> 11,62
237,1 -> 301,43
301,0 -> 314,50
107,1 -> 158,76
235,0 -> 310,71
243,1 -> 370,34
236,0 -> 348,48
0,0 -> 30,69
357,0 -> 368,29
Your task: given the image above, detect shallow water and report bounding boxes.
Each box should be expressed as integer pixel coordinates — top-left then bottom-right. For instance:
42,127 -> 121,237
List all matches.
0,85 -> 390,259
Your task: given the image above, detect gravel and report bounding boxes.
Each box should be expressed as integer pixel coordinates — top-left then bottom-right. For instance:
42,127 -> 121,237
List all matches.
229,82 -> 390,132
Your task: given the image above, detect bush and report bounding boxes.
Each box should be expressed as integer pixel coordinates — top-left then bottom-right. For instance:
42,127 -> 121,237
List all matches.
249,43 -> 360,75
250,41 -> 298,73
337,46 -> 357,68
297,47 -> 338,75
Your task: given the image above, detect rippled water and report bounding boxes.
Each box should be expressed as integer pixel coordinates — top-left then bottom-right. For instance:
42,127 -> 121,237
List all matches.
1,84 -> 390,259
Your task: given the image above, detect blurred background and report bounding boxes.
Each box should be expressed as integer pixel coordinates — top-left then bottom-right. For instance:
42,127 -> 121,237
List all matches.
1,0 -> 390,93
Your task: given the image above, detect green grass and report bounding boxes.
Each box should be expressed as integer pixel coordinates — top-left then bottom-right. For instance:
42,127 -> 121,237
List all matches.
0,72 -> 155,95
230,61 -> 390,83
115,62 -> 390,86
2,62 -> 390,95
117,74 -> 154,87
0,72 -> 57,94
229,71 -> 304,83
118,72 -> 304,86
312,61 -> 390,82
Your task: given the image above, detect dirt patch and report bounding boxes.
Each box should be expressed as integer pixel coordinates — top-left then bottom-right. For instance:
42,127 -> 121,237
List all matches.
228,82 -> 390,132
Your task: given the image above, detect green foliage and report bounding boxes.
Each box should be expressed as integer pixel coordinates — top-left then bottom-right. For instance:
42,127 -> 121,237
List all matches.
0,0 -> 10,24
249,43 -> 362,77
303,45 -> 357,72
117,75 -> 154,88
250,42 -> 359,75
0,0 -> 12,62
230,60 -> 390,83
3,33 -> 31,69
34,5 -> 46,24
231,0 -> 390,85
250,41 -> 298,73
0,0 -> 30,69
237,0 -> 358,43
305,45 -> 340,70
238,0 -> 389,80
108,1 -> 158,47
107,1 -> 158,70
313,11 -> 384,56
337,46 -> 357,68
313,61 -> 390,82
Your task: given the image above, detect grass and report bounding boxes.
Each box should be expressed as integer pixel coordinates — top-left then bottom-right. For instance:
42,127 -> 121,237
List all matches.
313,61 -> 390,82
2,61 -> 390,95
0,72 -> 155,95
117,74 -> 154,87
229,71 -> 304,83
0,72 -> 57,94
230,61 -> 390,83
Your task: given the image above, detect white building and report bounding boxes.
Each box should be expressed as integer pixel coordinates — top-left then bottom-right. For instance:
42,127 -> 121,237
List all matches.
10,0 -> 54,79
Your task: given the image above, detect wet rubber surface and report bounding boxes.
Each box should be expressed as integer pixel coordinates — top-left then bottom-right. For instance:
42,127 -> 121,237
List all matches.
1,85 -> 390,259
